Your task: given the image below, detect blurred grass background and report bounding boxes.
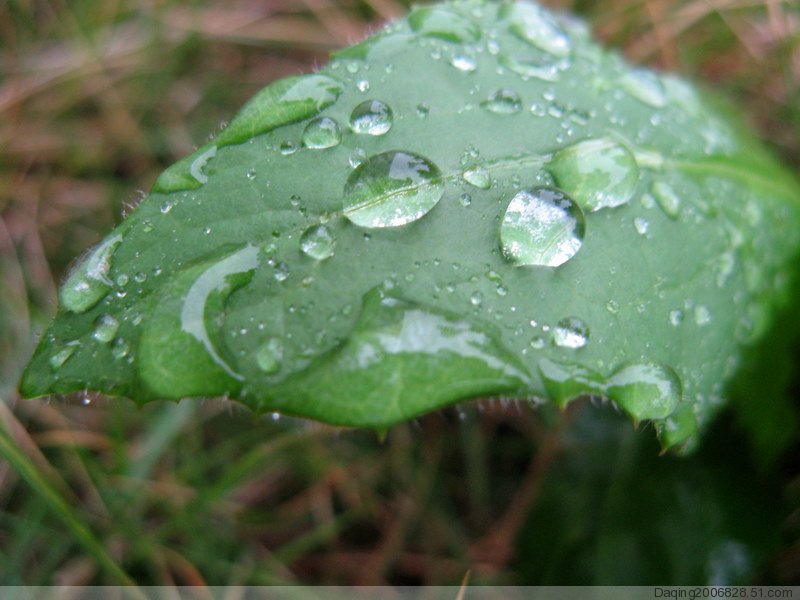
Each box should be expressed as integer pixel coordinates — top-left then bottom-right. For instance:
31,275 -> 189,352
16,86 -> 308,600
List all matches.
1,0 -> 799,586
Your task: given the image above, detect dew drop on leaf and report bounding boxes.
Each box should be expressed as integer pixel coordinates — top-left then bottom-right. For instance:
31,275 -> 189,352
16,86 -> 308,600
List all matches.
652,181 -> 682,219
350,100 -> 394,135
694,304 -> 712,326
450,54 -> 478,72
302,116 -> 342,149
606,362 -> 681,420
553,316 -> 589,349
499,2 -> 571,58
499,53 -> 563,82
256,338 -> 283,374
111,338 -> 130,360
547,137 -> 639,212
500,187 -> 585,267
634,217 -> 649,236
343,151 -> 444,228
300,224 -> 336,260
619,68 -> 667,108
92,314 -> 120,343
407,6 -> 481,43
189,145 -> 217,184
60,233 -> 123,314
49,343 -> 78,370
481,88 -> 522,114
462,166 -> 492,189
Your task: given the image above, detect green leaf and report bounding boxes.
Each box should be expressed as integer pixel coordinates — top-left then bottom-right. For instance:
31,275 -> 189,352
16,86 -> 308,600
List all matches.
20,0 -> 800,450
515,405 -> 782,584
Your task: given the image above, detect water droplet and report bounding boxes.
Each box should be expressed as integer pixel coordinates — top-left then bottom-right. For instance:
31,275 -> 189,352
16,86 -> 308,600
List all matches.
279,141 -> 298,155
547,138 -> 639,212
350,100 -> 393,136
669,309 -> 683,327
459,193 -> 472,207
92,314 -> 120,343
343,151 -> 444,228
553,316 -> 589,349
619,69 -> 667,108
500,2 -> 571,57
529,336 -> 546,349
607,363 -> 681,420
416,103 -> 430,118
246,168 -> 257,181
450,54 -> 477,72
116,274 -> 129,287
189,145 -> 217,184
111,338 -> 130,359
134,272 -> 147,283
651,181 -> 681,219
300,225 -> 336,260
462,167 -> 492,189
470,291 -> 483,306
50,342 -> 78,370
408,6 -> 481,43
302,116 -> 342,149
273,262 -> 290,282
60,234 -> 123,314
694,304 -> 711,326
499,53 -> 563,81
256,338 -> 283,374
605,300 -> 620,314
481,89 -> 522,114
356,79 -> 370,92
634,217 -> 649,236
500,187 -> 585,268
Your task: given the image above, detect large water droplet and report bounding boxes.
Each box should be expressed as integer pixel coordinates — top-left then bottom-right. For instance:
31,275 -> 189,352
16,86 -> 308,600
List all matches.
350,100 -> 393,136
60,233 -> 123,314
256,338 -> 283,374
408,6 -> 481,43
499,53 -> 563,81
547,138 -> 639,212
302,116 -> 342,149
499,2 -> 571,57
481,89 -> 522,114
500,187 -> 585,267
553,317 -> 589,349
180,245 -> 260,381
343,151 -> 444,228
619,69 -> 667,108
606,363 -> 681,420
462,166 -> 492,189
92,314 -> 120,343
300,224 -> 336,260
450,54 -> 478,72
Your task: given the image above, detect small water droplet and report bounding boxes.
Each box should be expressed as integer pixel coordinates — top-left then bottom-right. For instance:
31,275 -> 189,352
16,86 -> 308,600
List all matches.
356,79 -> 370,92
302,116 -> 342,149
92,314 -> 120,343
634,217 -> 649,236
279,141 -> 298,155
500,187 -> 585,268
553,316 -> 589,348
134,271 -> 147,283
462,166 -> 492,189
499,53 -> 563,82
256,338 -> 283,374
470,291 -> 483,306
50,343 -> 78,369
273,262 -> 290,282
694,304 -> 711,326
116,273 -> 129,287
605,300 -> 620,314
547,138 -> 639,212
142,220 -> 154,233
669,309 -> 684,327
481,88 -> 522,114
529,336 -> 546,349
651,181 -> 681,219
350,100 -> 393,136
246,168 -> 257,181
111,338 -> 130,359
459,193 -> 472,207
343,151 -> 444,228
416,103 -> 430,118
450,54 -> 477,72
500,3 -> 571,57
300,225 -> 336,260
